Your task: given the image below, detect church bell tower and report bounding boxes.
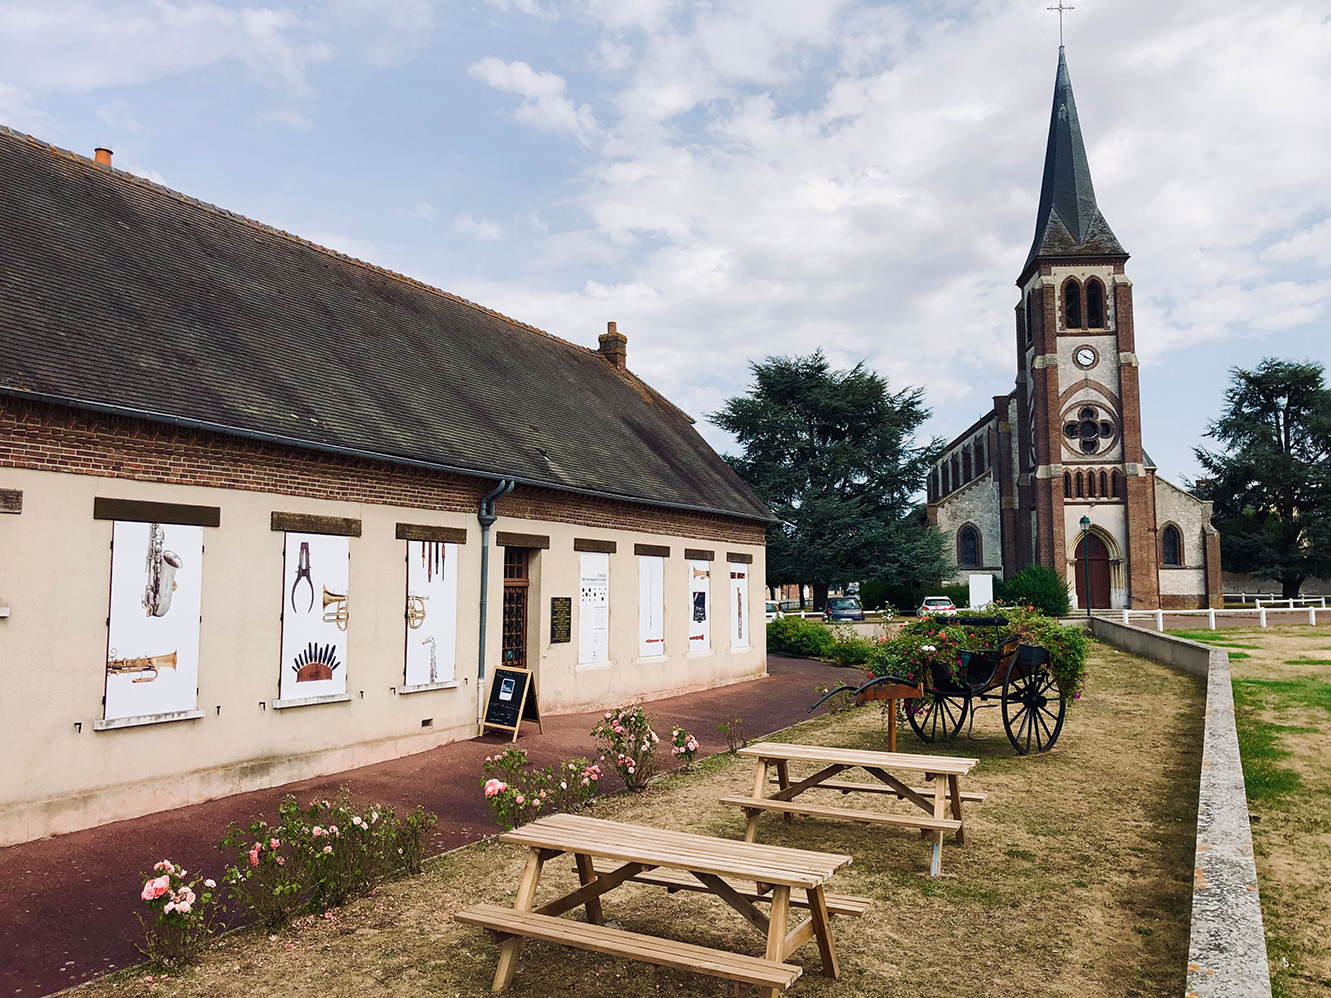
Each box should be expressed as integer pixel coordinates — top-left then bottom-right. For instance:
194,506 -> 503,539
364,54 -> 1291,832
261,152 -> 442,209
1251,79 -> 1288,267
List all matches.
1013,47 -> 1158,610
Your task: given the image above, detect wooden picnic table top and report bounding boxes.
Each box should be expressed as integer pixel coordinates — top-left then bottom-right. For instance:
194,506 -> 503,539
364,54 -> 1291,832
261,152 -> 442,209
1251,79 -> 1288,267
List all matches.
497,813 -> 852,889
739,741 -> 978,775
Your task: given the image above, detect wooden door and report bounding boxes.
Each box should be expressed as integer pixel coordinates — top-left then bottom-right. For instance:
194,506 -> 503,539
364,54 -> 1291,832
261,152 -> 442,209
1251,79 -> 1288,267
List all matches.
502,548 -> 529,668
1074,534 -> 1111,609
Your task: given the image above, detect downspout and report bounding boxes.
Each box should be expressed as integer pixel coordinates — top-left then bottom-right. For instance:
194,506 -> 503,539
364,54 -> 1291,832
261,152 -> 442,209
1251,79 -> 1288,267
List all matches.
477,479 -> 516,728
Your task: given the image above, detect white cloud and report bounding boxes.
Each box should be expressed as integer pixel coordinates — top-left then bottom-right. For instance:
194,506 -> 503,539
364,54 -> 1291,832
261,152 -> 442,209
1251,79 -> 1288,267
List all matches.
95,101 -> 142,131
0,82 -> 54,134
452,212 -> 504,242
264,109 -> 312,130
413,202 -> 436,220
469,56 -> 599,143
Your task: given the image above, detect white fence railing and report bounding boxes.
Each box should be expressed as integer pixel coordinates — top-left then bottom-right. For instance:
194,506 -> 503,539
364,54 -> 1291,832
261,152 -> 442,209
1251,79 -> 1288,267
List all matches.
1119,606 -> 1325,630
1223,592 -> 1328,608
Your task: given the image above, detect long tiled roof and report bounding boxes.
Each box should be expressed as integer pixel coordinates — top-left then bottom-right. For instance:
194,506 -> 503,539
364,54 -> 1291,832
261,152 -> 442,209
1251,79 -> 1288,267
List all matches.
0,127 -> 772,522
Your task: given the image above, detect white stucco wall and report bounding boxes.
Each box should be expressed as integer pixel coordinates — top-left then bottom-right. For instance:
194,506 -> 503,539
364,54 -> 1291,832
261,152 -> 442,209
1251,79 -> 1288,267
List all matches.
934,470 -> 1002,584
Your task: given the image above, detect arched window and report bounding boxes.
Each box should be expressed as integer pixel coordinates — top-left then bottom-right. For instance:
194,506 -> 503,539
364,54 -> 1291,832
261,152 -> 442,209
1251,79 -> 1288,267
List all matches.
1087,470 -> 1097,498
1099,471 -> 1109,497
1086,278 -> 1105,328
962,447 -> 972,482
1064,278 -> 1083,330
1064,472 -> 1072,498
1111,469 -> 1122,498
1025,291 -> 1035,346
959,526 -> 980,567
1162,525 -> 1183,566
1075,471 -> 1084,498
976,439 -> 986,472
942,463 -> 950,494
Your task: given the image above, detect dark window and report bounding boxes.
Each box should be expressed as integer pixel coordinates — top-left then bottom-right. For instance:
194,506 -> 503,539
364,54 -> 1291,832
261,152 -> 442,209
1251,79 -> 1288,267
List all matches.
1087,471 -> 1097,498
1075,472 -> 1084,498
1064,279 -> 1083,330
1162,525 -> 1183,566
1111,470 -> 1122,498
1064,472 -> 1072,498
959,526 -> 980,566
962,447 -> 972,482
1099,470 -> 1109,496
1025,292 -> 1035,346
502,548 -> 530,668
1087,278 -> 1105,327
976,439 -> 986,472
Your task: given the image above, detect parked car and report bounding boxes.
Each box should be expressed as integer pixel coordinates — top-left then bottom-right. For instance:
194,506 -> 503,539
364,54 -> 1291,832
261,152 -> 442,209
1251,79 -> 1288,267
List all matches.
823,596 -> 865,622
765,600 -> 783,622
778,599 -> 804,612
917,595 -> 956,616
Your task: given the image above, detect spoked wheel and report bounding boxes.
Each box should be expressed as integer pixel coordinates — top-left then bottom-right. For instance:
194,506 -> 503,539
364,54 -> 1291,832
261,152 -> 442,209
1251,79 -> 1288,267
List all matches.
1001,662 -> 1065,755
906,693 -> 969,743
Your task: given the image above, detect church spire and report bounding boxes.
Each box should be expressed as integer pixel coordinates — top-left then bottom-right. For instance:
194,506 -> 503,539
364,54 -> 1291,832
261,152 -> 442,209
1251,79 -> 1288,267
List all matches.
1023,47 -> 1125,272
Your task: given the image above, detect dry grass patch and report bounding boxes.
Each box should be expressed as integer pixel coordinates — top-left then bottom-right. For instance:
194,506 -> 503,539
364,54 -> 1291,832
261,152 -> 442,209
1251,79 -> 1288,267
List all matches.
1193,625 -> 1331,997
84,640 -> 1201,998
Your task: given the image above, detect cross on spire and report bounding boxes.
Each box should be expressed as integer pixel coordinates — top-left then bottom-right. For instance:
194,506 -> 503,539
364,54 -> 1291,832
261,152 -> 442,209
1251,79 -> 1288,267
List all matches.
1047,1 -> 1074,46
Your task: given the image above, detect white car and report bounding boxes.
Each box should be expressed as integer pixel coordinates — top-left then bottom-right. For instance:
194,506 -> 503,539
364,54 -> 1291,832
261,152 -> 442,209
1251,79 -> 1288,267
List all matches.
765,600 -> 783,622
917,596 -> 957,616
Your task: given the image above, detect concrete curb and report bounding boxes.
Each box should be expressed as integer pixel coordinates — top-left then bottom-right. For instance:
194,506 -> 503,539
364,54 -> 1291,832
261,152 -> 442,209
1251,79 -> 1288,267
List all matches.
1088,619 -> 1271,998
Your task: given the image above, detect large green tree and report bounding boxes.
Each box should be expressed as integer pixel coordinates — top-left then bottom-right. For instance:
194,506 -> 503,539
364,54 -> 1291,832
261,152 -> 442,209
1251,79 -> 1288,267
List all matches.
710,351 -> 944,608
1194,358 -> 1331,598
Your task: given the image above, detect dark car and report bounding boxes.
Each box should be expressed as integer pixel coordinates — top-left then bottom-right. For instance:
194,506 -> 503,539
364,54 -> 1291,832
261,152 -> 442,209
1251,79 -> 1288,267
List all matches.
823,596 -> 865,622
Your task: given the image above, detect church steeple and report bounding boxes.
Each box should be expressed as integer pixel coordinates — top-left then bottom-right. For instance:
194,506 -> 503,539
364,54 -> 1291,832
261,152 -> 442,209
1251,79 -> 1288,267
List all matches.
1023,47 -> 1126,271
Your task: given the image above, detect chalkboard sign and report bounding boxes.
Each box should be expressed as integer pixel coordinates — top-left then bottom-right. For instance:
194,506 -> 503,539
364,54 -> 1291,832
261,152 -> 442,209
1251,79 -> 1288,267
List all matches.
482,665 -> 543,742
550,597 -> 572,643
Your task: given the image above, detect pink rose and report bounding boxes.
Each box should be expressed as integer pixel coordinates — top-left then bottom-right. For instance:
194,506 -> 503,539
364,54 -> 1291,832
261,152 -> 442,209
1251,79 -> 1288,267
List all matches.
204,879 -> 216,889
270,838 -> 280,850
515,795 -> 524,805
322,845 -> 332,854
312,826 -> 323,838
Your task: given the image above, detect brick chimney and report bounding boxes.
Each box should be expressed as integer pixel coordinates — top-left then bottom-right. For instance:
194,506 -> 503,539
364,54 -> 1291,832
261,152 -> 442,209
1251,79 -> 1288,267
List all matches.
598,321 -> 627,372
94,147 -> 113,167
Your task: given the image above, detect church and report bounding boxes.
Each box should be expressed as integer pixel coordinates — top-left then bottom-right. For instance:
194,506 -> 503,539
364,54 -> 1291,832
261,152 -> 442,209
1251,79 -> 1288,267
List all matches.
926,48 -> 1222,611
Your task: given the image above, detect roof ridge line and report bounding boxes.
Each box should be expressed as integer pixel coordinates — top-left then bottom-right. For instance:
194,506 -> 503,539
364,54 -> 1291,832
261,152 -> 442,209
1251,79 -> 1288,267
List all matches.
0,123 -> 604,360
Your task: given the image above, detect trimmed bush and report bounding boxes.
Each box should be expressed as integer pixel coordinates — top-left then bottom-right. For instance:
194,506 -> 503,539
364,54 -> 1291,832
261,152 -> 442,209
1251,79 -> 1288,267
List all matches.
826,628 -> 876,666
859,582 -> 969,614
998,565 -> 1071,618
766,615 -> 836,658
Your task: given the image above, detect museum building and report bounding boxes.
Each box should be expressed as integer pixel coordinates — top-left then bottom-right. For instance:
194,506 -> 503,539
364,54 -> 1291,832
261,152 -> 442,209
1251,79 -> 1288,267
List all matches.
926,49 -> 1222,611
0,126 -> 773,845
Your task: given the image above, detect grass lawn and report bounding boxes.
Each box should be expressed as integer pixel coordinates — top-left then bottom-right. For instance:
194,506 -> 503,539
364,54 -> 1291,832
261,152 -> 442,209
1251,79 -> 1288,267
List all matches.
1182,626 -> 1331,997
87,640 -> 1202,998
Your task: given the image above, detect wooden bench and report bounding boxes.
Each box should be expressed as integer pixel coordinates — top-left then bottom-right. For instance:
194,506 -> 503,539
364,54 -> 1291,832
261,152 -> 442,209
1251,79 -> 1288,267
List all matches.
456,903 -> 802,991
583,858 -> 872,918
721,795 -> 963,834
770,776 -> 987,803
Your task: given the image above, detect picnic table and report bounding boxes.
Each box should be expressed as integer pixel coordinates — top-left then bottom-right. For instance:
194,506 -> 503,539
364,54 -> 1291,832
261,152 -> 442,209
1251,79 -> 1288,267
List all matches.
455,812 -> 867,995
721,742 -> 983,877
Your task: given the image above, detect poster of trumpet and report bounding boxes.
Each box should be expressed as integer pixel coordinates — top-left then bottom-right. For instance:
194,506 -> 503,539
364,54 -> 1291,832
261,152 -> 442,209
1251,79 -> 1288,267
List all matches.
729,562 -> 750,650
688,560 -> 710,653
637,555 -> 664,658
279,532 -> 349,701
104,521 -> 204,721
404,540 -> 458,686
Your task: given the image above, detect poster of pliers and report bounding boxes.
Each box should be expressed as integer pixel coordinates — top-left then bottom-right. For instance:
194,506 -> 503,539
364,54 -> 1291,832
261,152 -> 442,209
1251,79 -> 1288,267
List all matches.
279,531 -> 349,701
104,521 -> 204,721
404,539 -> 459,687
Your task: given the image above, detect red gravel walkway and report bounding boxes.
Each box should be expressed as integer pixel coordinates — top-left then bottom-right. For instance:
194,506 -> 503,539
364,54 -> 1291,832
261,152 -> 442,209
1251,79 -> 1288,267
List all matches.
0,654 -> 846,997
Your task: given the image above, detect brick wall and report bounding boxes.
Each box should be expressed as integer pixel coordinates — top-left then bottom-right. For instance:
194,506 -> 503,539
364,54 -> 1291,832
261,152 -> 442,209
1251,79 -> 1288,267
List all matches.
0,397 -> 765,546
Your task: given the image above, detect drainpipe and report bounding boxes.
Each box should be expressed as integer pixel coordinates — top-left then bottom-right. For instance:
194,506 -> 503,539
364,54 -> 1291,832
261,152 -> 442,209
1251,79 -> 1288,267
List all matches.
477,479 -> 516,728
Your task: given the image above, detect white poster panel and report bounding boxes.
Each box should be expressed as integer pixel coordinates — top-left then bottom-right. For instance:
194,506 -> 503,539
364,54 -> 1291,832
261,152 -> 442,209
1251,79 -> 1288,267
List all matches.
729,562 -> 750,650
279,532 -> 350,701
638,555 -> 665,658
968,573 -> 994,610
578,552 -> 610,664
105,521 -> 204,721
688,560 -> 710,653
405,540 -> 459,686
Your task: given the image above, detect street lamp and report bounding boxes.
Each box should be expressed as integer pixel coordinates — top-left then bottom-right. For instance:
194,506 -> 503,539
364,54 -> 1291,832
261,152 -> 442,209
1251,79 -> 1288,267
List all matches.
1080,515 -> 1092,618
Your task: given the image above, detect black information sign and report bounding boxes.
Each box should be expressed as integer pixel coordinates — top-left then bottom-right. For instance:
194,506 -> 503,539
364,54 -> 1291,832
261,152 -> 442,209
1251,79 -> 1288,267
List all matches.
550,596 -> 572,643
482,665 -> 543,742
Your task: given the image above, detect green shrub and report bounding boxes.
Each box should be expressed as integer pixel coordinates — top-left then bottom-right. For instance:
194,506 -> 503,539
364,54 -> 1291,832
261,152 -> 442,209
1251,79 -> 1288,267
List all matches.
858,582 -> 969,614
766,615 -> 836,657
826,628 -> 876,666
998,565 -> 1071,617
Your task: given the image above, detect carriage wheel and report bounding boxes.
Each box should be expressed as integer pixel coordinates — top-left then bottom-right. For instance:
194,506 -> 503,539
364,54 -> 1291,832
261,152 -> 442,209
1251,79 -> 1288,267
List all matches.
1001,662 -> 1065,755
906,693 -> 969,744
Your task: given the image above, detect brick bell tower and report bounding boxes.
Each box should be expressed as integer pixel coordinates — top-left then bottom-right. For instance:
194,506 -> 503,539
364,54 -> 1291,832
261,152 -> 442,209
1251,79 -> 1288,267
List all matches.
1012,46 -> 1158,610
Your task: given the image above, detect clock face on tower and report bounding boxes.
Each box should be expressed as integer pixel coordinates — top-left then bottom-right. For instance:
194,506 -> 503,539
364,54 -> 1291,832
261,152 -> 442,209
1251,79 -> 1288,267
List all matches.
1074,346 -> 1097,369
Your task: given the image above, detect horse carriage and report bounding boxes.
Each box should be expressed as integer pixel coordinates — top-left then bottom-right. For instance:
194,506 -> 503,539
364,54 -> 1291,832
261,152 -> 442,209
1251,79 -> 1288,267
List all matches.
808,616 -> 1066,755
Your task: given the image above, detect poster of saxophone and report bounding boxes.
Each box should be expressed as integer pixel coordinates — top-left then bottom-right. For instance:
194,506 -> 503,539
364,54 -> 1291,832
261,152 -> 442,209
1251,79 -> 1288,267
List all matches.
104,521 -> 204,721
404,540 -> 458,687
279,532 -> 349,701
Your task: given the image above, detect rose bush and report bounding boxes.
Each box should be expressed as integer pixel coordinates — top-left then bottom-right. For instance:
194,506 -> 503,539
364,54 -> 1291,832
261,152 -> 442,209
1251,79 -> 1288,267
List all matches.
480,747 -> 601,830
591,705 -> 659,790
668,726 -> 700,770
137,860 -> 221,968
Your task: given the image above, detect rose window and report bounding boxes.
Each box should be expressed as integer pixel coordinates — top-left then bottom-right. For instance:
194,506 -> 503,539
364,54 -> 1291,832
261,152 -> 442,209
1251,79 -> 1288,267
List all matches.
1063,405 -> 1115,454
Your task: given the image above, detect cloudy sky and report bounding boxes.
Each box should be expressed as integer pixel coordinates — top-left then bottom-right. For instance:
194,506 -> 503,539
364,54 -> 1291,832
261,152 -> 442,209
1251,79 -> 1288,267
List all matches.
2,0 -> 1328,484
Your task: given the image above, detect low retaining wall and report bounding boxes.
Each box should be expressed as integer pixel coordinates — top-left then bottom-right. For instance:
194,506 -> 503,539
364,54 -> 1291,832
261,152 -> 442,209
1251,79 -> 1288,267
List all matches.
1089,619 -> 1271,998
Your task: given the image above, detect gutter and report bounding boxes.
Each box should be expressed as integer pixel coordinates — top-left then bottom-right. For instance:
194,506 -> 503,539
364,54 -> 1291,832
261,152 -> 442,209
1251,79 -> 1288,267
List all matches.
476,479 -> 515,729
0,388 -> 777,524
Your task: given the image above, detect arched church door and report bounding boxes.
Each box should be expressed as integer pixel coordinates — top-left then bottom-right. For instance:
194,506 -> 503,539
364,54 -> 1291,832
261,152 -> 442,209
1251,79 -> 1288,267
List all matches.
1074,534 -> 1111,609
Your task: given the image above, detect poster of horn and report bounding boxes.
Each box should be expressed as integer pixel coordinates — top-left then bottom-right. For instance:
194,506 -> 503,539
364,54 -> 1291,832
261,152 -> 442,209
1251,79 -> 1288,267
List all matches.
688,560 -> 710,653
404,540 -> 458,686
279,532 -> 349,701
637,555 -> 664,658
104,521 -> 204,721
729,561 -> 750,650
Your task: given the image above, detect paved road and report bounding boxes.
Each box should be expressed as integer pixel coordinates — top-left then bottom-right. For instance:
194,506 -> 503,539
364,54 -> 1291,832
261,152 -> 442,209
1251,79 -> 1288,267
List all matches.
0,654 -> 846,997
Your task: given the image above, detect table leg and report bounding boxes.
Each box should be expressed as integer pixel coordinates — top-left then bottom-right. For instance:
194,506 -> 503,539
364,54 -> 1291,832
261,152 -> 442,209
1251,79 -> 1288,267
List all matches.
573,853 -> 604,925
887,703 -> 897,753
929,775 -> 946,877
492,848 -> 545,992
775,760 -> 792,824
745,759 -> 769,843
761,886 -> 791,998
807,885 -> 840,979
948,774 -> 965,846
